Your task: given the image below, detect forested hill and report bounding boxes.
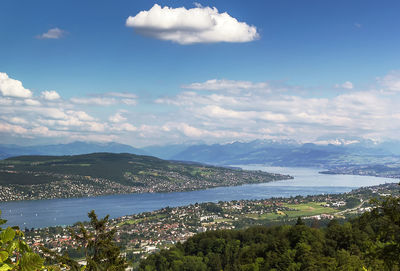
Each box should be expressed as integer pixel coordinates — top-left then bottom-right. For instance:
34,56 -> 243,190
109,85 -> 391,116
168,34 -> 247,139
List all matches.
0,153 -> 291,201
140,195 -> 400,270
0,141 -> 146,159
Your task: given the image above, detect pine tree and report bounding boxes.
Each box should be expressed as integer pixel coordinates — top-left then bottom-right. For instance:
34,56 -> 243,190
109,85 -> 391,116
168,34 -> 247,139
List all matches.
44,210 -> 127,271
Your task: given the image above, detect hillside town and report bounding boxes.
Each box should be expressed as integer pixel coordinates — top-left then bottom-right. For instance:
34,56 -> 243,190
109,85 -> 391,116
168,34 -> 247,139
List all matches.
22,182 -> 399,266
0,165 -> 291,202
321,164 -> 400,179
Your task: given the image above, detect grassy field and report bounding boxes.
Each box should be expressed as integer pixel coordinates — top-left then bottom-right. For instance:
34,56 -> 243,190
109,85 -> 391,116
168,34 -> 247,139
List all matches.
282,202 -> 337,217
245,202 -> 337,221
245,213 -> 283,220
214,218 -> 234,223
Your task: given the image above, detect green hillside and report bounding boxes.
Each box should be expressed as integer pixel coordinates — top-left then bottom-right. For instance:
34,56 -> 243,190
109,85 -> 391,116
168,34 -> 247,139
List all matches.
0,153 -> 291,201
1,153 -> 171,185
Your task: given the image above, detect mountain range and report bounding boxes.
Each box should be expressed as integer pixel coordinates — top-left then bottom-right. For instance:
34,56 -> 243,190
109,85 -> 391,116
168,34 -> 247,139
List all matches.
2,139 -> 400,168
168,140 -> 400,167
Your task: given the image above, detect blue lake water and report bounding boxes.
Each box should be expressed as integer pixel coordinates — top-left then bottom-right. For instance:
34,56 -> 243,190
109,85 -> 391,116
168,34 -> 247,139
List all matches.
0,166 -> 395,229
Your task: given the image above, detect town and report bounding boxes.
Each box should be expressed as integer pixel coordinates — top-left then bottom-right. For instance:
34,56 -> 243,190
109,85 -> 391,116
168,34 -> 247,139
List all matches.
0,154 -> 292,202
23,182 -> 399,267
0,169 -> 291,202
321,164 -> 400,179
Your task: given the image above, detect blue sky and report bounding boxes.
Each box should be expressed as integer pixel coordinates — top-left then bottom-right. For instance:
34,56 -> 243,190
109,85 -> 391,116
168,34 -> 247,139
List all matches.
1,0 -> 400,146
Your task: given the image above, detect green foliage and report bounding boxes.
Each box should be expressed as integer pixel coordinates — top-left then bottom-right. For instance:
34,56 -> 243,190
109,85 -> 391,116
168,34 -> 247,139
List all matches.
0,172 -> 57,185
295,217 -> 304,226
200,203 -> 223,214
139,194 -> 400,270
362,195 -> 400,269
43,210 -> 127,271
345,197 -> 361,209
0,210 -> 44,271
18,253 -> 44,271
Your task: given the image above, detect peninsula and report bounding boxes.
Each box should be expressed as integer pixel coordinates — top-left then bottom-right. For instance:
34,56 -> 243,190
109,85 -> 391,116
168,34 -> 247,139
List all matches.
0,153 -> 292,201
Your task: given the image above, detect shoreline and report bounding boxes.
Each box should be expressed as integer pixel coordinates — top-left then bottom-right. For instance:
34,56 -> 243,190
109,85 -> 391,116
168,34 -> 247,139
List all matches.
0,173 -> 293,203
20,182 -> 400,262
0,166 -> 396,229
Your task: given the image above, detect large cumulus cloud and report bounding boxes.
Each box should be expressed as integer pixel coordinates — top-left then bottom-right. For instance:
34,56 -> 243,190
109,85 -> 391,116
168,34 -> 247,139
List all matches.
0,72 -> 32,98
126,4 -> 259,44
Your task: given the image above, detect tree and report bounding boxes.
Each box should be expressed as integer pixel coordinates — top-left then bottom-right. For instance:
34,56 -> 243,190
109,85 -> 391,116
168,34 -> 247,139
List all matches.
44,210 -> 126,271
367,192 -> 400,269
295,217 -> 304,226
0,210 -> 46,271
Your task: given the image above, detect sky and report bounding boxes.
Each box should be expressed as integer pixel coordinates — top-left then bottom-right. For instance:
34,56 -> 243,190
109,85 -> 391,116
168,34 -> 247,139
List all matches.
1,0 -> 400,147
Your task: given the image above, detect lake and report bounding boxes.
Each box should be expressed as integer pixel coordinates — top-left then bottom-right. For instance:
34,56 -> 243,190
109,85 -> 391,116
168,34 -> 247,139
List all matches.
0,166 -> 394,229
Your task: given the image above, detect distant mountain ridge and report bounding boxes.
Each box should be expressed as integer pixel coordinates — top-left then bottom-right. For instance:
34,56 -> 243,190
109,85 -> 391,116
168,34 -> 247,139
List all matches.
167,139 -> 400,167
2,139 -> 400,168
0,141 -> 146,159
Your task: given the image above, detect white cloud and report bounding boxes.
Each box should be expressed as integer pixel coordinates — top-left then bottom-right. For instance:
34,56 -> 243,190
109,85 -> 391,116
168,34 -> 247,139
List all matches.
153,76 -> 400,143
31,126 -> 53,136
8,117 -> 28,124
0,72 -> 32,98
87,122 -> 106,132
71,93 -> 137,106
126,4 -> 259,44
3,71 -> 400,147
0,76 -> 142,144
109,112 -> 127,123
163,122 -> 210,137
112,123 -> 137,132
0,121 -> 28,135
335,81 -> 354,90
155,91 -> 244,107
70,97 -> 118,106
177,123 -> 206,137
106,92 -> 137,99
378,71 -> 400,92
52,110 -> 96,128
182,79 -> 268,91
41,90 -> 60,100
39,108 -> 68,119
160,122 -> 258,140
0,97 -> 13,106
198,105 -> 287,122
23,99 -> 41,106
36,28 -> 66,39
121,99 -> 137,105
67,110 -> 95,121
